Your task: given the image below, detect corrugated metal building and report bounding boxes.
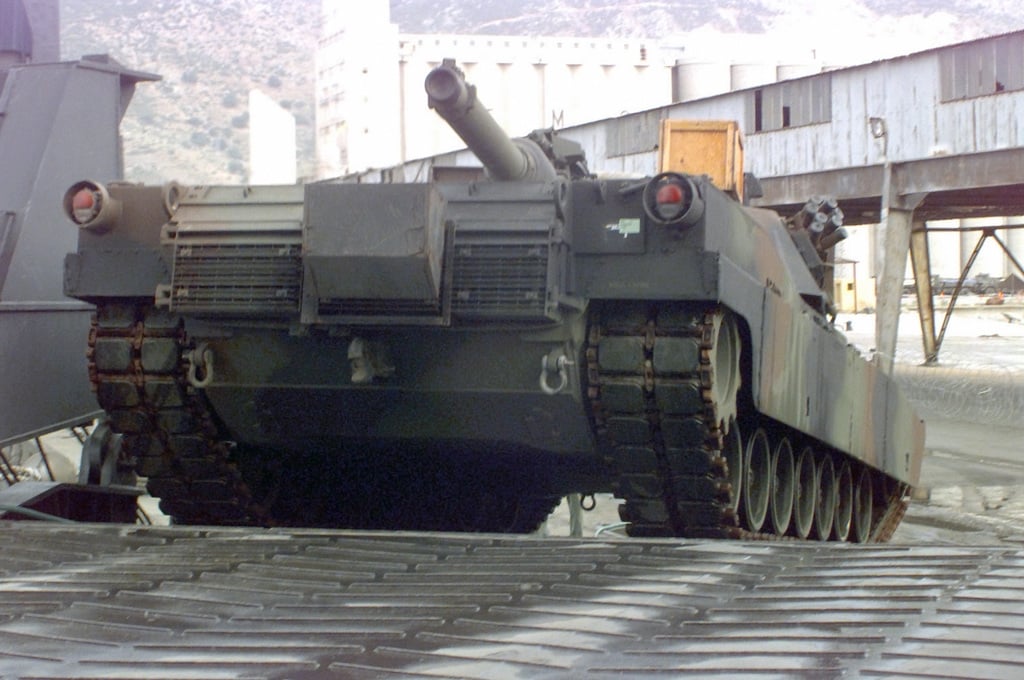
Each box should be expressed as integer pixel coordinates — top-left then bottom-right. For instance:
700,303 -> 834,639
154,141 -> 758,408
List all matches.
355,30 -> 1024,302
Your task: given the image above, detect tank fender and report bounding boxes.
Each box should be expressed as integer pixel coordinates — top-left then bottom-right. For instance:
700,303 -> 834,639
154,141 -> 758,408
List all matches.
715,253 -> 766,408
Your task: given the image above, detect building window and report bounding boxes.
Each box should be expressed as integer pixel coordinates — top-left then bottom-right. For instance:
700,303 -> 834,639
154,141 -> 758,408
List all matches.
940,34 -> 1024,101
749,74 -> 832,132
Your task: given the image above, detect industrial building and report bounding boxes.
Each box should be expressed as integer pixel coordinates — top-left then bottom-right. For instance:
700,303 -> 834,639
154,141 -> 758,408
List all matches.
314,0 -> 829,179
331,15 -> 1024,340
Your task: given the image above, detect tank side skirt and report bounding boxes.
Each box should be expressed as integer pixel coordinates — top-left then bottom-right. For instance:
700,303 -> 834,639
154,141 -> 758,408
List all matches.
718,250 -> 920,488
585,301 -> 909,541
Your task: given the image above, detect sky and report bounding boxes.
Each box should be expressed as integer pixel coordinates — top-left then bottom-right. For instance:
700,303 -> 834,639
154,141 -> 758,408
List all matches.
669,0 -> 995,66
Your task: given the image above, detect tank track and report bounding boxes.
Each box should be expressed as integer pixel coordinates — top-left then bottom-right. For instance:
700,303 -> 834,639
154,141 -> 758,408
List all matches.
88,303 -> 268,526
585,301 -> 909,542
585,303 -> 736,538
87,300 -> 907,537
87,302 -> 558,532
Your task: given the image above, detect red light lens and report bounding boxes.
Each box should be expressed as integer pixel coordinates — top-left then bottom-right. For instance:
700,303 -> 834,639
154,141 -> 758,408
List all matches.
656,183 -> 684,205
644,172 -> 702,226
72,188 -> 95,211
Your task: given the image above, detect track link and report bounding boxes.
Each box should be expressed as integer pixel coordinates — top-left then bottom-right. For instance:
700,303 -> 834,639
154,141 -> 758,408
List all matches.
586,303 -> 737,538
88,303 -> 557,532
88,303 -> 268,525
586,301 -> 910,542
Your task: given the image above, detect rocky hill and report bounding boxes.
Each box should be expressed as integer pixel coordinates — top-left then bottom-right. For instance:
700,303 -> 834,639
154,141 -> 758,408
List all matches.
392,0 -> 1021,39
60,0 -> 1023,184
62,0 -> 320,183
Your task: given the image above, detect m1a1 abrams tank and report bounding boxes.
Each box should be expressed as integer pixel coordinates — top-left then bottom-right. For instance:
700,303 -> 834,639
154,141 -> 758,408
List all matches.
62,61 -> 923,541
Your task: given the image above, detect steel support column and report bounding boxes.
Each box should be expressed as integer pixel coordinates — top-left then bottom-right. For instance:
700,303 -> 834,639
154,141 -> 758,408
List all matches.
936,229 -> 990,356
875,162 -> 926,375
992,230 -> 1024,280
909,222 -> 938,363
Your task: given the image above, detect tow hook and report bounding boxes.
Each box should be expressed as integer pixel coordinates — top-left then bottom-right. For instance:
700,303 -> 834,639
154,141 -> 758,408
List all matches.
348,337 -> 395,384
539,350 -> 573,395
185,342 -> 214,388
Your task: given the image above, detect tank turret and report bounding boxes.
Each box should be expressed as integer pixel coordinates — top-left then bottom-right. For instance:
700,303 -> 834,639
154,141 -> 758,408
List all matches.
426,59 -> 557,181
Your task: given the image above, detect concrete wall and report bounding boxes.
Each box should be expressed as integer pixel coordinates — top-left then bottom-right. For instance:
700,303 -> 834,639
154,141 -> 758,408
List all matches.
316,1 -> 401,177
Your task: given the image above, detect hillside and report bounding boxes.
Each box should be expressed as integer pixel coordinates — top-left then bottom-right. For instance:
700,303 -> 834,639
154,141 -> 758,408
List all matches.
61,0 -> 319,183
59,0 -> 1024,184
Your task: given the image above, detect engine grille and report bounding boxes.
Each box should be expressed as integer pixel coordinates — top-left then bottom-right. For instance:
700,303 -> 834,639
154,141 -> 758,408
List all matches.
316,297 -> 440,318
170,243 -> 302,314
450,239 -> 550,319
161,185 -> 305,316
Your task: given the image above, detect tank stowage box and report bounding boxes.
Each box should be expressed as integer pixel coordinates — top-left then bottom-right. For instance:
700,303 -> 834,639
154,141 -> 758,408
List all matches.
63,60 -> 923,541
659,120 -> 745,199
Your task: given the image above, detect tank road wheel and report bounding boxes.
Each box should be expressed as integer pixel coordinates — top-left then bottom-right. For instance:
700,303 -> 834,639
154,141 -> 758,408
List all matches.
833,461 -> 854,542
812,454 -> 837,541
740,427 -> 771,532
790,446 -> 818,539
769,436 -> 795,535
721,419 -> 744,517
851,466 -> 874,543
706,312 -> 741,431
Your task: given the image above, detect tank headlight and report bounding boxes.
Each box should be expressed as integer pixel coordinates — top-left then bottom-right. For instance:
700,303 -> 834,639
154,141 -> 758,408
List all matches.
643,172 -> 704,227
63,180 -> 121,232
71,187 -> 98,223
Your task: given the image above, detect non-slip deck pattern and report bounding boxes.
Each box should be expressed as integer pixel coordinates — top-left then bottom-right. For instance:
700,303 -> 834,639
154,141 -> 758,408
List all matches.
1,522 -> 1022,679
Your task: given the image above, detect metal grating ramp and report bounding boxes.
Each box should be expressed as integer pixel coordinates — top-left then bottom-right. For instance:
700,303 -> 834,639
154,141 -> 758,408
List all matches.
0,522 -> 1022,679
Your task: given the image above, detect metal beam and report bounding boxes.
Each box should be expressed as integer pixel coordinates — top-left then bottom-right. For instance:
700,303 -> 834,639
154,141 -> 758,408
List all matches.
897,147 -> 1024,195
874,161 -> 925,376
909,222 -> 938,364
992,231 -> 1024,279
935,230 -> 991,357
756,148 -> 1024,225
755,164 -> 886,206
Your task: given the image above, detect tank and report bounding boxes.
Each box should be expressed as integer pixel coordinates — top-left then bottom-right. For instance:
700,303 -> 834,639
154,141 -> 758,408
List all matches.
62,61 -> 923,541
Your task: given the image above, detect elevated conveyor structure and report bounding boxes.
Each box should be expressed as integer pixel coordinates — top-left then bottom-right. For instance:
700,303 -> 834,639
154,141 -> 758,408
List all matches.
754,150 -> 1024,369
1,522 -> 1022,678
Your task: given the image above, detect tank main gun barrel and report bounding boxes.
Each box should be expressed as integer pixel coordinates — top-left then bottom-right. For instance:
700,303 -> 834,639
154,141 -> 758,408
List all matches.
425,59 -> 556,181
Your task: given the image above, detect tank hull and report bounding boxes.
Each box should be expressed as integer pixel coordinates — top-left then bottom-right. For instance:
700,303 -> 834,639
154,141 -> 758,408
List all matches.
199,327 -> 592,456
63,60 -> 922,538
65,171 -> 923,538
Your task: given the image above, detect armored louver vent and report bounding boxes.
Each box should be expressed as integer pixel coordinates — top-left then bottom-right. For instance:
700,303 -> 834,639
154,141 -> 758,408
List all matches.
161,185 -> 305,316
316,298 -> 440,318
450,237 -> 550,319
170,243 -> 302,314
